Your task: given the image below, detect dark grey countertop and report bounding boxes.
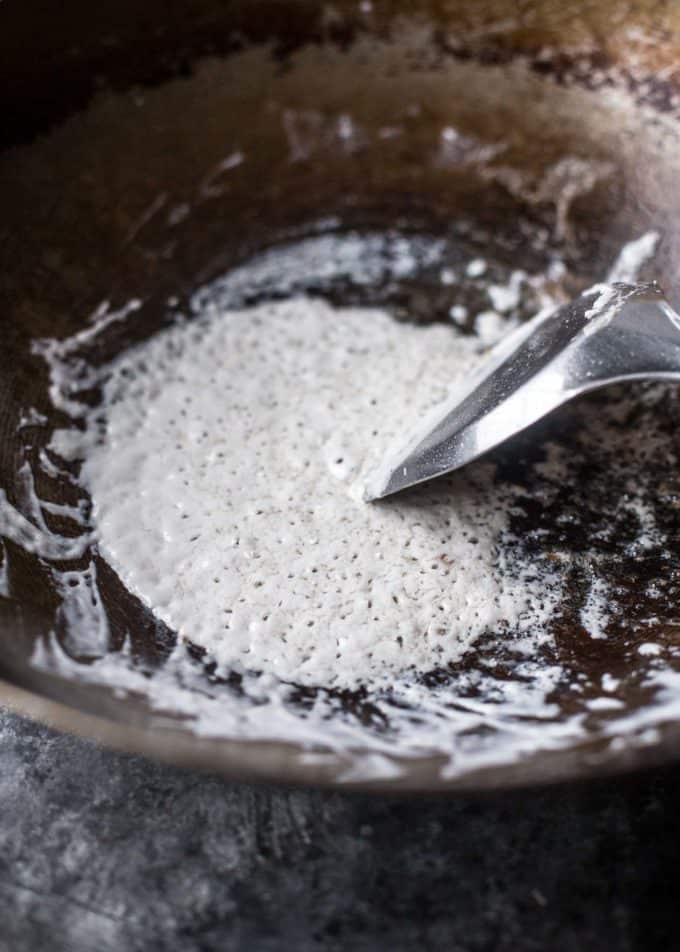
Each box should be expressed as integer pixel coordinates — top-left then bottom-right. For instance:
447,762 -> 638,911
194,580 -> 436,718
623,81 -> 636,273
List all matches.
0,706 -> 677,952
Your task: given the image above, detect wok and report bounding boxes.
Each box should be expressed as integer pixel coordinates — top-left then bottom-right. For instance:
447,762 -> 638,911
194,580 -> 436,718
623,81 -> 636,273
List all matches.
2,0 -> 680,791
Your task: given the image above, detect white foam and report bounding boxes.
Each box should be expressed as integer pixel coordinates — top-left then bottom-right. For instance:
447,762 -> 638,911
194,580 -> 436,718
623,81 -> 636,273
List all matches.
487,270 -> 525,313
65,297 -> 559,688
466,258 -> 487,277
607,230 -> 660,284
580,575 -> 611,640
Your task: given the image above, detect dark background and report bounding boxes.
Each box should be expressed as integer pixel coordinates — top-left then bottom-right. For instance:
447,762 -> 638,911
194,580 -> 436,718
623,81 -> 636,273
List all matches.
0,705 -> 677,952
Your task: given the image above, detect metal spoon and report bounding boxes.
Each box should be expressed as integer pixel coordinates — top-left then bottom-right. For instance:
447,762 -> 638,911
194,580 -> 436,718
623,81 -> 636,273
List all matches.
368,282 -> 680,500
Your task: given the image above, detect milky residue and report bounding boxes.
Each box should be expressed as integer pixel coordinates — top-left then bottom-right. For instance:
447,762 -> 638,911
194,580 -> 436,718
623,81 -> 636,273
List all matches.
53,296 -> 557,688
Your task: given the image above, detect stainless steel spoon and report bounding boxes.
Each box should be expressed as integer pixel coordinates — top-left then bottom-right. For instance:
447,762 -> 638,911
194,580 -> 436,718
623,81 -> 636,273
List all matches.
368,282 -> 680,500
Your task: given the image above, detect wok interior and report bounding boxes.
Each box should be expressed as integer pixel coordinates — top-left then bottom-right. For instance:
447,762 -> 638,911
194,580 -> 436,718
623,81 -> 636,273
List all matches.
2,0 -> 680,790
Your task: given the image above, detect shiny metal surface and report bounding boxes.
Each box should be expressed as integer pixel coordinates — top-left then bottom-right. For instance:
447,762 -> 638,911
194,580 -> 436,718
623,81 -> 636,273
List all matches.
372,283 -> 680,499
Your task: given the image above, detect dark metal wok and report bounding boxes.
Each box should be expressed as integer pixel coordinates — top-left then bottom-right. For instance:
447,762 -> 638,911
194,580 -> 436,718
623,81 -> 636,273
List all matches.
2,0 -> 680,791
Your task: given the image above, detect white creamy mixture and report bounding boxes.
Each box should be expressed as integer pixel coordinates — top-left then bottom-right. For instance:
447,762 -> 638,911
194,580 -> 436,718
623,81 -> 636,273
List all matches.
53,296 -> 554,688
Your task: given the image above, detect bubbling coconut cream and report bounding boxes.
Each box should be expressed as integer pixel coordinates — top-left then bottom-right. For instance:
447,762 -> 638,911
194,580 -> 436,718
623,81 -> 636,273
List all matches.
7,228 -> 676,782
52,295 -> 558,689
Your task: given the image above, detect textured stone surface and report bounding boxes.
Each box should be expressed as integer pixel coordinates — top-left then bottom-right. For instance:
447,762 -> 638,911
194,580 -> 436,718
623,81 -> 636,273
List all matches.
0,706 -> 677,952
